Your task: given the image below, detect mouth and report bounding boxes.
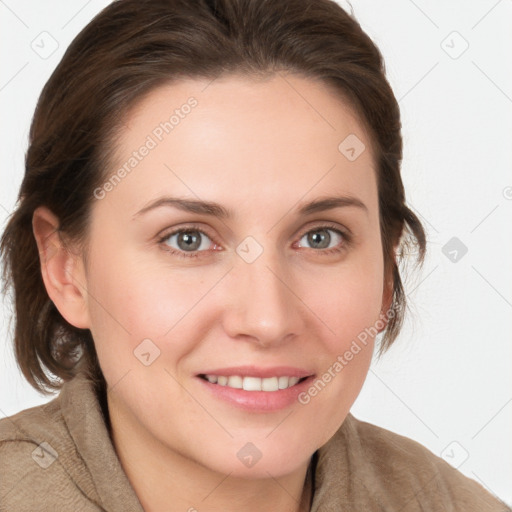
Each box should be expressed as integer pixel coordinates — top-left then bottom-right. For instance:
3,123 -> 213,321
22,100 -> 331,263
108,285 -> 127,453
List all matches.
195,366 -> 316,412
198,374 -> 309,391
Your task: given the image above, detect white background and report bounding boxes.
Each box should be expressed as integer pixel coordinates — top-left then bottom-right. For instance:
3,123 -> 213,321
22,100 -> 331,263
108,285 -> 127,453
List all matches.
1,0 -> 511,505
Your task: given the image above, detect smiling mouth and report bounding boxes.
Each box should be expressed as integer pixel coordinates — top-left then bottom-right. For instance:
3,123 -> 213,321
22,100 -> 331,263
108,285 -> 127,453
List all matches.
198,374 -> 309,392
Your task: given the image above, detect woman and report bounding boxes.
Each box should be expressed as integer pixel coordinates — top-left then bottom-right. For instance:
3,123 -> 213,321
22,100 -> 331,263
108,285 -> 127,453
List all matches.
0,0 -> 509,510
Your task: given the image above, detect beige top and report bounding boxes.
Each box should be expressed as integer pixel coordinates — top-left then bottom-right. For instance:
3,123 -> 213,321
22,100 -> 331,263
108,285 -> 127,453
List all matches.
0,371 -> 509,511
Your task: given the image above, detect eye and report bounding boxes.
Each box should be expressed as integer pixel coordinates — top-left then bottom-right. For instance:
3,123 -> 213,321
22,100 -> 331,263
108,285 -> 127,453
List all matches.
295,224 -> 350,255
157,222 -> 351,259
158,226 -> 218,259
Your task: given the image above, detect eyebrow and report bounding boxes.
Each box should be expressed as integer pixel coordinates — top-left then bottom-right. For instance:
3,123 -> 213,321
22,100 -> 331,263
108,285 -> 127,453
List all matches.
132,194 -> 368,220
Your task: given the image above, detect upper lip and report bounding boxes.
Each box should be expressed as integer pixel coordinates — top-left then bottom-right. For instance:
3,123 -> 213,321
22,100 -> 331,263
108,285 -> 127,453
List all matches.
198,365 -> 315,379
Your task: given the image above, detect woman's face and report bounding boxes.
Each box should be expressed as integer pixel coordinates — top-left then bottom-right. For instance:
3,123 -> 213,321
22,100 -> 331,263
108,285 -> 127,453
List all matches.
79,73 -> 388,478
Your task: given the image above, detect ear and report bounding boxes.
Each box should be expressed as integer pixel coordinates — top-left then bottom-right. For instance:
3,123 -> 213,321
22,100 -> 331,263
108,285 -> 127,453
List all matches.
32,206 -> 90,329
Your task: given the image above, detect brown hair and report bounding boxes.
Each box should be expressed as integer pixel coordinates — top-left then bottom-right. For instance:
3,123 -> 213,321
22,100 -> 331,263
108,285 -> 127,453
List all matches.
0,0 -> 426,394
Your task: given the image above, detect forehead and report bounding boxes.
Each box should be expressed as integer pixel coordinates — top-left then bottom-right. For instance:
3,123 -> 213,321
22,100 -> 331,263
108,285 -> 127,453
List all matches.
103,73 -> 378,219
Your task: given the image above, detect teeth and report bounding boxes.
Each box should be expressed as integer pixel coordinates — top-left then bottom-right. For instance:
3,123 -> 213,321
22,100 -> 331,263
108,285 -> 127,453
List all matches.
228,376 -> 243,389
288,377 -> 300,387
243,376 -> 262,391
203,374 -> 305,391
278,376 -> 289,389
262,377 -> 278,391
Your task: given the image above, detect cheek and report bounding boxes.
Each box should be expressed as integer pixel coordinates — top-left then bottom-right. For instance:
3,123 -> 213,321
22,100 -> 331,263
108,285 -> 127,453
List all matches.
296,268 -> 380,443
306,250 -> 383,353
84,246 -> 203,375
86,241 -> 199,330
293,248 -> 382,422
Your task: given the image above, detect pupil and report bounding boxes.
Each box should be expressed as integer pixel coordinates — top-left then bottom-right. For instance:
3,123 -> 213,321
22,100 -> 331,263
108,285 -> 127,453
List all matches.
179,231 -> 200,251
309,230 -> 329,249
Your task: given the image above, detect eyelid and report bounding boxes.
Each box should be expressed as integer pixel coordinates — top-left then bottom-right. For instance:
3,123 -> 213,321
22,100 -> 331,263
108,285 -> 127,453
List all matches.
296,220 -> 352,239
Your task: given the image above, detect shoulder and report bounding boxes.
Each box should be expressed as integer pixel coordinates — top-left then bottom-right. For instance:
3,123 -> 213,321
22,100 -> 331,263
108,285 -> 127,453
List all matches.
0,390 -> 102,511
0,390 -> 63,440
0,393 -> 65,477
336,413 -> 511,511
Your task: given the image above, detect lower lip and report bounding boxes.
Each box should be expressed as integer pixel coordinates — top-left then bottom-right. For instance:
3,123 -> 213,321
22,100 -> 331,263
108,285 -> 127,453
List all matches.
196,375 -> 315,412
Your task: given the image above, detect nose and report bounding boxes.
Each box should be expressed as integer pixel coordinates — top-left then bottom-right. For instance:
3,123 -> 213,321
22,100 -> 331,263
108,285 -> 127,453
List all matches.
221,245 -> 306,348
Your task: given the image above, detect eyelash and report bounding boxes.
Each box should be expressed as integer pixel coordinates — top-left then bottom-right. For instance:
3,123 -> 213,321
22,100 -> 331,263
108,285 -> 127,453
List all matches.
157,222 -> 352,260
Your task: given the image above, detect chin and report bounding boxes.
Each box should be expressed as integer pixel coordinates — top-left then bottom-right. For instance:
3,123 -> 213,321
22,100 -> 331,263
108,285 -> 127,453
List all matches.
193,438 -> 312,480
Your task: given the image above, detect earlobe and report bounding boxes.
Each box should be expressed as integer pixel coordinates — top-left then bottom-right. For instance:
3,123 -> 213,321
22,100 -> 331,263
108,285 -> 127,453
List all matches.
32,206 -> 90,329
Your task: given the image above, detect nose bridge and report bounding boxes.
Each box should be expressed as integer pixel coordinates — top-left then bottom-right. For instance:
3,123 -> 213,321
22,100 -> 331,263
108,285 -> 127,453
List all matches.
223,240 -> 303,345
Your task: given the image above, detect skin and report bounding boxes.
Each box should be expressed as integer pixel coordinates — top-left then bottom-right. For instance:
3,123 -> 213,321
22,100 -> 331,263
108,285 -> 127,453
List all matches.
33,73 -> 393,512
